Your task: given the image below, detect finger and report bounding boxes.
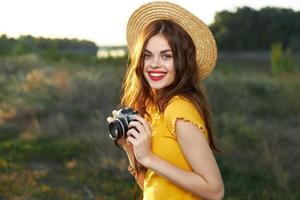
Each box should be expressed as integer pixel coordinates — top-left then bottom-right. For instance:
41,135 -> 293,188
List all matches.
126,136 -> 136,145
112,110 -> 117,116
133,115 -> 152,136
106,116 -> 114,123
127,128 -> 141,139
128,121 -> 145,135
127,129 -> 141,140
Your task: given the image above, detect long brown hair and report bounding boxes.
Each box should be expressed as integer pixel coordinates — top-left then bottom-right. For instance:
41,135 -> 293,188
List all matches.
121,20 -> 218,151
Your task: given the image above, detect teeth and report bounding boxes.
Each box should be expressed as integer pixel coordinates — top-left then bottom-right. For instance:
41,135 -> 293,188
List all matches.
149,72 -> 166,77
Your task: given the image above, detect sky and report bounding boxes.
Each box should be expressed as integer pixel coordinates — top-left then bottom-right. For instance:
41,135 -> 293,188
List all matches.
1,0 -> 299,46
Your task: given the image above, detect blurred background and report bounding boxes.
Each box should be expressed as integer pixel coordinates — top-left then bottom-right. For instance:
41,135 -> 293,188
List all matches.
0,0 -> 299,199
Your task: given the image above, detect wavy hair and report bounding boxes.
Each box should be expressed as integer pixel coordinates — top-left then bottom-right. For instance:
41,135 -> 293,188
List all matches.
121,20 -> 218,151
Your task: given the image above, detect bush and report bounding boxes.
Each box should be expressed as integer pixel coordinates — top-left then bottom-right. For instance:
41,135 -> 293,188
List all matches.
270,42 -> 297,75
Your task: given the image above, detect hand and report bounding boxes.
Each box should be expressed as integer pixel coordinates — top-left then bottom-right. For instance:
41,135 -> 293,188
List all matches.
126,115 -> 153,167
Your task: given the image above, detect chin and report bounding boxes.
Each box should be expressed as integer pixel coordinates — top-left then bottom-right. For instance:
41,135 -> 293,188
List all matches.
149,82 -> 171,90
150,85 -> 165,90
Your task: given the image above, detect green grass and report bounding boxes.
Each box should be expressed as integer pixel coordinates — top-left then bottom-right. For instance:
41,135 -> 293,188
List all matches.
0,134 -> 135,199
0,54 -> 299,199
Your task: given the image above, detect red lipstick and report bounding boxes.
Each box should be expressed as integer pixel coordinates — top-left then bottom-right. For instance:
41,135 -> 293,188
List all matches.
148,70 -> 167,81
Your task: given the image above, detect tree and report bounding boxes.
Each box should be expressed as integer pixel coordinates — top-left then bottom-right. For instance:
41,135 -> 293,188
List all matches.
210,7 -> 300,51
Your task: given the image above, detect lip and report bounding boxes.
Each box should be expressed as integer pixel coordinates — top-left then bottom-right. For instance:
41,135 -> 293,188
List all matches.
148,70 -> 167,81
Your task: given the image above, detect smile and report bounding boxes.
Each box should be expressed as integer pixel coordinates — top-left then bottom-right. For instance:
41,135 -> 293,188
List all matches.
148,71 -> 167,81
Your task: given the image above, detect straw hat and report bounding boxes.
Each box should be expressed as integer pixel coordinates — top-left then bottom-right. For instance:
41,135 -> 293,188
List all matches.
127,1 -> 217,80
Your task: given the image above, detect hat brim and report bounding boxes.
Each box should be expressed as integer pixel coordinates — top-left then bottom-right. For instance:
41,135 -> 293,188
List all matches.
126,1 -> 217,80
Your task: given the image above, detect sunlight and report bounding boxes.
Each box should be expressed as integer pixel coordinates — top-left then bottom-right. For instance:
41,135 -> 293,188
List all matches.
1,0 -> 299,46
97,49 -> 126,58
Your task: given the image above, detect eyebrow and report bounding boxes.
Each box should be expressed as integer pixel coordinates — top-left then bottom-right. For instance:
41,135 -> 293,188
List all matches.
145,49 -> 172,54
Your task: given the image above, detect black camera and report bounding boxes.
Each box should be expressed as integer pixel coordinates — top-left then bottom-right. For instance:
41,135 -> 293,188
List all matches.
108,108 -> 138,140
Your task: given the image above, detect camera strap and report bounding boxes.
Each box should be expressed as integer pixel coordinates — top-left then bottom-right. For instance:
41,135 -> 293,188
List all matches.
114,140 -> 125,152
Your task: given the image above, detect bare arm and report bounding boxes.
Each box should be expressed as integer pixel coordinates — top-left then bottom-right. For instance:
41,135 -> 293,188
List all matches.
128,116 -> 224,200
123,145 -> 145,190
107,113 -> 144,190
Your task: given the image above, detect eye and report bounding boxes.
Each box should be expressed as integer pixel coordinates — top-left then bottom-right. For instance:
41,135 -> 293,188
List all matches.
144,53 -> 152,60
162,54 -> 173,60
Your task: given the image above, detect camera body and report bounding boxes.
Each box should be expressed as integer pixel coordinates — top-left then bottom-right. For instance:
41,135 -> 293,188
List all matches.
108,108 -> 138,140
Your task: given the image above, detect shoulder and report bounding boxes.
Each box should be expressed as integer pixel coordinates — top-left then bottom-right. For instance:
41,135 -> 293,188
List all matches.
163,95 -> 207,136
164,95 -> 197,116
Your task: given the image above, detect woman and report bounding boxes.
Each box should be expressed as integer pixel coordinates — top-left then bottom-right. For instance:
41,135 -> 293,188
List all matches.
107,2 -> 224,200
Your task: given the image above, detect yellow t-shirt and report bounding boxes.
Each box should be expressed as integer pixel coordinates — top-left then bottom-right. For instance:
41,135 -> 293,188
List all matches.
143,96 -> 208,200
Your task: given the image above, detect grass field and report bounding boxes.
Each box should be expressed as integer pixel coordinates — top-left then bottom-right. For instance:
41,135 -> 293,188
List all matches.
0,54 -> 299,199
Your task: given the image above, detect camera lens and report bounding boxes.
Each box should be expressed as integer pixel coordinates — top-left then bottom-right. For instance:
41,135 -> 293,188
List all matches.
108,118 -> 128,140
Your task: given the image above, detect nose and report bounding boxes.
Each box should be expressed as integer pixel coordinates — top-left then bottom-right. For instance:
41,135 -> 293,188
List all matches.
150,57 -> 161,68
151,63 -> 160,68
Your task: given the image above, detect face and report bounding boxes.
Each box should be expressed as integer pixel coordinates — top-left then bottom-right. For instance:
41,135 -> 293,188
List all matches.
143,34 -> 175,91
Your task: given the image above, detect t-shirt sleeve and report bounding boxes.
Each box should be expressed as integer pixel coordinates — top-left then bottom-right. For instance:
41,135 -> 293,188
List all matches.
164,96 -> 207,138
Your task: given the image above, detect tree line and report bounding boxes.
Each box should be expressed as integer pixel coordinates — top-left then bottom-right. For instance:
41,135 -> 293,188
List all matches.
210,6 -> 300,51
0,6 -> 299,62
0,35 -> 98,62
